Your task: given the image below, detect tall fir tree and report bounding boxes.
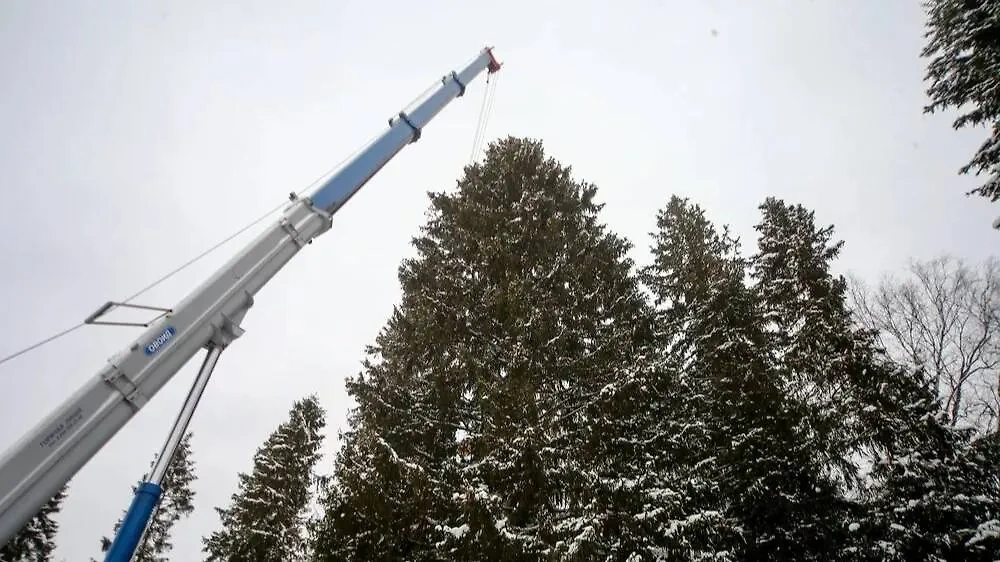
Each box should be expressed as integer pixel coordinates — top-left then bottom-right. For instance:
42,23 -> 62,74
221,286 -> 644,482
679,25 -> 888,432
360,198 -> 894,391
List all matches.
311,136 -> 653,561
94,432 -> 196,562
922,0 -> 1000,203
750,198 -> 887,489
635,196 -> 748,560
643,196 -> 847,561
748,197 -> 1000,559
0,485 -> 67,562
203,394 -> 325,561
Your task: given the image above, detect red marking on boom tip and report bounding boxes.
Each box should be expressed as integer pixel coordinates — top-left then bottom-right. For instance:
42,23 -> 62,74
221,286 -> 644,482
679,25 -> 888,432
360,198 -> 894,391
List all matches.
486,47 -> 502,73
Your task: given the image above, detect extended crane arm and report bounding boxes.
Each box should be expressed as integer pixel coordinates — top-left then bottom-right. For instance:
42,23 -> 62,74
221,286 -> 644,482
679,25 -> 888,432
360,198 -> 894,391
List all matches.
0,46 -> 501,546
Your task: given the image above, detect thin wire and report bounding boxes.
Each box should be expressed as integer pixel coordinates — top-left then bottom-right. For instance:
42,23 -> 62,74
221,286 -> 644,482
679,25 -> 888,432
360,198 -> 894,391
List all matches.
478,75 -> 499,156
477,76 -> 497,158
119,203 -> 286,305
125,128 -> 383,305
474,81 -> 491,157
478,72 -> 500,154
1,63 -> 468,368
470,72 -> 500,164
469,74 -> 497,165
469,75 -> 491,164
0,324 -> 86,367
0,129 -> 384,369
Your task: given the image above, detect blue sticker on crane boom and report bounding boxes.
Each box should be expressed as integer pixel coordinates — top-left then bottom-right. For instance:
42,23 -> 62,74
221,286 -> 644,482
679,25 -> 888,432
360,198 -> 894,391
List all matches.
144,326 -> 177,356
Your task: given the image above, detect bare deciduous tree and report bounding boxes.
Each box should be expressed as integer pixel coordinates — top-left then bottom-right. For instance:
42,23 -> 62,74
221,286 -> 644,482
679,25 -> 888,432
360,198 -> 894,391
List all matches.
849,256 -> 1000,434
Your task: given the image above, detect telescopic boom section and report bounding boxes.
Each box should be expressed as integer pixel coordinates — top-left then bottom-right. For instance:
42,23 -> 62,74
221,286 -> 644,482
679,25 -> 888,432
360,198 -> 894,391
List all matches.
0,46 -> 501,546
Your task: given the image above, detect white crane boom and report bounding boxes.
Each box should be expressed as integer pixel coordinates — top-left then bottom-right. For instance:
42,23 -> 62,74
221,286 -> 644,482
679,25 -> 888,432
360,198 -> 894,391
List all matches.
0,46 -> 502,549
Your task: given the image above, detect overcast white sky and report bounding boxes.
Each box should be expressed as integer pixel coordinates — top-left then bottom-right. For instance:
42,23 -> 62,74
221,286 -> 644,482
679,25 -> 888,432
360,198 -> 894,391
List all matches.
0,0 -> 996,560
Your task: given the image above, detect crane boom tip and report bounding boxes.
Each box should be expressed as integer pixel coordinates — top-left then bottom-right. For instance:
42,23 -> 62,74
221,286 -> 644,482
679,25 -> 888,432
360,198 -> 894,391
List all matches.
485,46 -> 502,73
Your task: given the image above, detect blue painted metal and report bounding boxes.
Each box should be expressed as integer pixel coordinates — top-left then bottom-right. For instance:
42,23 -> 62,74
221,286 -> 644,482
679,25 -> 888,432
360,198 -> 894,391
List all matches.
103,482 -> 162,562
309,47 -> 500,212
143,326 -> 177,356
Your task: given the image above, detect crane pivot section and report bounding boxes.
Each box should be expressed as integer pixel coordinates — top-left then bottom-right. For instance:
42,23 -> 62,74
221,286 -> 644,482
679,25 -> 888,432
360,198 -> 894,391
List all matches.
0,46 -> 502,554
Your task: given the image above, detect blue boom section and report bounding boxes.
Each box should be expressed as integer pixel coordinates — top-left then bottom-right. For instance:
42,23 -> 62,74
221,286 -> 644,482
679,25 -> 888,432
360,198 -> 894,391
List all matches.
309,48 -> 499,212
103,482 -> 162,561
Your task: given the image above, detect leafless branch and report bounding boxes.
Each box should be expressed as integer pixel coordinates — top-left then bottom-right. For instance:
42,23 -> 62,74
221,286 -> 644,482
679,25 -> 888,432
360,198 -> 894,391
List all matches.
848,256 -> 1000,435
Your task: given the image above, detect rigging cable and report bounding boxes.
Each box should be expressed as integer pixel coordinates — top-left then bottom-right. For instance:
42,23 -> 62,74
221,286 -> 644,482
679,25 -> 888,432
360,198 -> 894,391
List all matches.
469,70 -> 500,165
474,72 -> 499,162
482,71 -> 500,152
0,129 -> 384,369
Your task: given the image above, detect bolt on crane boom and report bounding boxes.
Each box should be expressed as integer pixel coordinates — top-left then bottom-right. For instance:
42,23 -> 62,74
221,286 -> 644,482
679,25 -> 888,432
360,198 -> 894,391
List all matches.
0,46 -> 502,552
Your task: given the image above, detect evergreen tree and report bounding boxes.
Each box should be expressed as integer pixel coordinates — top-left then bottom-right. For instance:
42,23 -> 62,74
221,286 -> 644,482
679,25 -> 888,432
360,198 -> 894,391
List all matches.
922,0 -> 1000,203
643,196 -> 845,561
0,485 -> 67,562
853,387 -> 1000,560
747,198 -> 919,559
95,432 -> 196,562
749,197 -> 1000,559
635,196 -> 747,560
203,394 -> 326,561
750,198 -> 884,488
312,137 -> 653,560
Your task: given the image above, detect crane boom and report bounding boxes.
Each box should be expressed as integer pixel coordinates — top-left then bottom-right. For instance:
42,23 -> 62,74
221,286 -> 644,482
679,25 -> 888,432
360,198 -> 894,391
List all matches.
0,46 -> 501,547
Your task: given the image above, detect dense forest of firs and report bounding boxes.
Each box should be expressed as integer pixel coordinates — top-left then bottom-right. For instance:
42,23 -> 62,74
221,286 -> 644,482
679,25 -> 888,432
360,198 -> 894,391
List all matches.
302,136 -> 1000,561
4,0 -> 1000,560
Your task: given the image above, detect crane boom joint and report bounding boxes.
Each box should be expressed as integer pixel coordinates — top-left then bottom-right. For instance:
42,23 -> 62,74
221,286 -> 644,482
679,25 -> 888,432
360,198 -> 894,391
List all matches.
392,111 -> 422,143
449,71 -> 467,97
101,368 -> 148,411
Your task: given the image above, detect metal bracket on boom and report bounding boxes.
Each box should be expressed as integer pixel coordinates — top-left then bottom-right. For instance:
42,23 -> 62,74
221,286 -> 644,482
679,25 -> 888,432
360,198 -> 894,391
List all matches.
84,301 -> 172,328
209,294 -> 252,349
392,111 -> 422,143
102,365 -> 148,411
280,217 -> 309,248
448,71 -> 467,97
280,199 -> 334,247
305,199 -> 334,226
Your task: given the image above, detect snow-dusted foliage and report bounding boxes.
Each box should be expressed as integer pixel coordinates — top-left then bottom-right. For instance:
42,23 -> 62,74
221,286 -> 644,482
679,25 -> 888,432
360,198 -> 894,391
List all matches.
308,137 -> 1000,561
311,137 -> 653,560
751,198 -> 1000,559
0,485 -> 66,562
922,0 -> 1000,202
96,432 -> 197,562
643,196 -> 853,561
750,198 -> 893,485
855,406 -> 1000,560
203,395 -> 326,561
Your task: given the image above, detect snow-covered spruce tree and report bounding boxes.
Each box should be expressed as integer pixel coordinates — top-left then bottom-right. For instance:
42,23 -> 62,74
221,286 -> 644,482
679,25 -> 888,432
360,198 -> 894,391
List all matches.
203,395 -> 326,561
636,196 -> 747,560
922,0 -> 1000,203
0,485 -> 67,562
749,198 -> 1000,558
311,136 -> 653,561
644,196 -> 849,561
95,431 -> 196,562
853,390 -> 1000,560
748,197 -> 928,557
749,198 -> 895,488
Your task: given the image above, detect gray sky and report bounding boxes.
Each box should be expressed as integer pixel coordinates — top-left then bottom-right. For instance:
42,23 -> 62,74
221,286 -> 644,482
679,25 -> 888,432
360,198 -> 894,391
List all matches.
0,0 -> 995,560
